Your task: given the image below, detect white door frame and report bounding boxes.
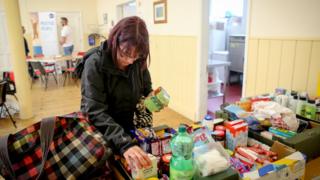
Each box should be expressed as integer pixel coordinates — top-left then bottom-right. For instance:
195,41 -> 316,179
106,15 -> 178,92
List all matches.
197,0 -> 251,119
196,0 -> 210,121
241,0 -> 251,97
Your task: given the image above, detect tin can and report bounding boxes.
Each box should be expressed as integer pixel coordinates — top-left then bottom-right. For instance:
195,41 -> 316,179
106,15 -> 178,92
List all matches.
160,154 -> 172,176
212,130 -> 225,147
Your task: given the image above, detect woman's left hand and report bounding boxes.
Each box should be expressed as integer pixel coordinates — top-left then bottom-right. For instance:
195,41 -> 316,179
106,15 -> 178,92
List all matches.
123,145 -> 151,169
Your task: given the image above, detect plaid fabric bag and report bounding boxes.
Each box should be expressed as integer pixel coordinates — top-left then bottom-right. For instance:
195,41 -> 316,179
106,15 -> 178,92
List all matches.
0,112 -> 112,180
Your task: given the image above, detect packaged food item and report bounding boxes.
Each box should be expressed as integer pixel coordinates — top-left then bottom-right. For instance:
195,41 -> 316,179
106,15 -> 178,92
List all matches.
268,127 -> 297,139
224,120 -> 248,151
160,137 -> 171,154
131,154 -> 158,180
212,130 -> 225,147
230,157 -> 251,174
224,105 -> 249,120
236,100 -> 252,112
288,95 -> 298,112
160,154 -> 171,176
296,95 -> 307,116
193,142 -> 230,177
215,110 -> 229,120
215,125 -> 226,131
304,98 -> 317,120
144,87 -> 170,112
192,127 -> 215,148
150,140 -> 161,156
275,95 -> 289,107
275,88 -> 287,95
316,102 -> 320,122
235,145 -> 277,166
132,127 -> 175,156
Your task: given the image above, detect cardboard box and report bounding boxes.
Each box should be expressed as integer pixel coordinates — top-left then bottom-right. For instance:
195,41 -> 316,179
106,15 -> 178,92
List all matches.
225,120 -> 248,151
242,141 -> 306,180
249,124 -> 320,161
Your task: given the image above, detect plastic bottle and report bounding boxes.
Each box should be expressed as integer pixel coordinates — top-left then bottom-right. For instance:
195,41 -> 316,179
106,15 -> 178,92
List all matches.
304,99 -> 316,120
288,95 -> 298,112
170,125 -> 195,180
296,96 -> 307,116
316,102 -> 320,122
202,115 -> 214,131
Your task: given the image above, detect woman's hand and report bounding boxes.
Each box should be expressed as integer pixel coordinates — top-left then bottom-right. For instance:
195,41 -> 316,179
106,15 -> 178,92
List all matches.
123,145 -> 152,169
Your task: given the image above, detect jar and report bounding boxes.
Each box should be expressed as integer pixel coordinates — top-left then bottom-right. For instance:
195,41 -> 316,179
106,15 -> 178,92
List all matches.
305,99 -> 316,120
212,130 -> 225,147
288,95 -> 298,112
296,96 -> 307,116
215,125 -> 226,131
316,102 -> 320,122
160,154 -> 171,176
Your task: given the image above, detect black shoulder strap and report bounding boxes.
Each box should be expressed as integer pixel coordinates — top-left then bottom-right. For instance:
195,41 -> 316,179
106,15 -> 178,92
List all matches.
74,42 -> 105,79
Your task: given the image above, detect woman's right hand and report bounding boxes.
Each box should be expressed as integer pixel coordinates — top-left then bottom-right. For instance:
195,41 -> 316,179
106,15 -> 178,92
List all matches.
123,145 -> 151,169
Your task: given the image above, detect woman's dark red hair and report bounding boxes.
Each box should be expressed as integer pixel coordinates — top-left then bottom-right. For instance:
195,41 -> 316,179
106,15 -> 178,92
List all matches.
108,16 -> 150,70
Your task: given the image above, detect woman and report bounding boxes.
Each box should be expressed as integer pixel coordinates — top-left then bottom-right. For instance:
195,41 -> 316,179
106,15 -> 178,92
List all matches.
80,16 -> 152,169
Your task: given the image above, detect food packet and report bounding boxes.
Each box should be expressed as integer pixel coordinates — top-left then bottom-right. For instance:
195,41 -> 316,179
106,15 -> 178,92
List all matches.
193,142 -> 230,177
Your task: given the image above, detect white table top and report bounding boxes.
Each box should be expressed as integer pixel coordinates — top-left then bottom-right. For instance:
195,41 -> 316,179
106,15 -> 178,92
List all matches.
26,55 -> 82,63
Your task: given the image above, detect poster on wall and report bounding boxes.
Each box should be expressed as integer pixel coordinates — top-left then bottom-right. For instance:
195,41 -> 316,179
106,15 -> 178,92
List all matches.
37,12 -> 59,56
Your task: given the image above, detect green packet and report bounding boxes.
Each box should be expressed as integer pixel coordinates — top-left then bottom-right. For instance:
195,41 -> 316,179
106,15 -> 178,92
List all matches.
144,87 -> 170,112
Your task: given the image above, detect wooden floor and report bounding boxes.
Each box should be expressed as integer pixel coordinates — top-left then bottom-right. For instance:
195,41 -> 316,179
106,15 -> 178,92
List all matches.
0,77 -> 192,135
0,77 -> 319,179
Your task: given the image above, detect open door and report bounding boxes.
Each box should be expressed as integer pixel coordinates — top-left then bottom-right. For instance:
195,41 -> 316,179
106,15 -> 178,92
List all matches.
207,0 -> 249,114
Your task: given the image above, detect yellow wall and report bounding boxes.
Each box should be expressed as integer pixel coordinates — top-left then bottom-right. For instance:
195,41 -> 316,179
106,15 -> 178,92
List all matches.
245,38 -> 320,97
18,0 -> 98,52
96,0 -> 201,36
96,0 -> 208,121
249,0 -> 320,38
244,0 -> 320,97
2,0 -> 33,119
149,35 -> 197,119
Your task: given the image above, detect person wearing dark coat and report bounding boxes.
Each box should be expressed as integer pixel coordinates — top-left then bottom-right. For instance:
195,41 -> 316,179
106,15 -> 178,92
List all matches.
22,26 -> 37,79
80,16 -> 154,169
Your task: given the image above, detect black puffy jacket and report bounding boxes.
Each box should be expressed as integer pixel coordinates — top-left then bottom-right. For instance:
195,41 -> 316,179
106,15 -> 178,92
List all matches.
80,41 -> 152,154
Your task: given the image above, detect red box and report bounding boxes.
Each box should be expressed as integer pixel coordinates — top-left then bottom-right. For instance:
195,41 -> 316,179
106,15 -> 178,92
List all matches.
225,120 -> 248,151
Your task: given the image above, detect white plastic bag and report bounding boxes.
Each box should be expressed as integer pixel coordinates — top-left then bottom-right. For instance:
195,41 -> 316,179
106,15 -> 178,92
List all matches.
252,101 -> 299,131
193,142 -> 230,177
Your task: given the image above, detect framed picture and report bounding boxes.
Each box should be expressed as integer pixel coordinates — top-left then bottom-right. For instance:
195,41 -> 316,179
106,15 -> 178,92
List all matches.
153,0 -> 167,24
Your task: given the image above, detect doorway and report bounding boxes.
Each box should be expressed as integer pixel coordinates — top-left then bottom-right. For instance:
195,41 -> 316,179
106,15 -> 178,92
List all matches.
207,0 -> 248,114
